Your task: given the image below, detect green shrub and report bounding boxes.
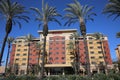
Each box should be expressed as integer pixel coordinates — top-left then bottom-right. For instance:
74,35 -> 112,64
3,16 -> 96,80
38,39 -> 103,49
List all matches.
92,73 -> 110,80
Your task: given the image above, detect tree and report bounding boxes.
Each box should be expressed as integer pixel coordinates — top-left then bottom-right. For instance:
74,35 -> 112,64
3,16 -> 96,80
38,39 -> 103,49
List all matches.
5,37 -> 14,74
25,34 -> 34,75
103,0 -> 120,38
116,32 -> 120,38
93,33 -> 108,74
30,0 -> 61,79
70,32 -> 80,75
103,0 -> 120,20
0,0 -> 30,65
63,0 -> 96,77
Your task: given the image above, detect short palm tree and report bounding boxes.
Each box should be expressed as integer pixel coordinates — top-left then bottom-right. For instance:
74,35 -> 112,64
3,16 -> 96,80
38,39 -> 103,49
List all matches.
93,33 -> 108,74
63,0 -> 96,77
25,34 -> 34,75
70,32 -> 80,74
5,37 -> 14,74
30,0 -> 61,79
67,41 -> 77,74
0,0 -> 30,65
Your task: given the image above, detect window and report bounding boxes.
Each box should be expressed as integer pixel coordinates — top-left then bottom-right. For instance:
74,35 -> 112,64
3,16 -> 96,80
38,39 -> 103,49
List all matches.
97,46 -> 101,49
16,54 -> 20,56
91,56 -> 95,59
16,58 -> 19,60
56,47 -> 59,50
90,51 -> 94,54
99,56 -> 103,59
18,41 -> 22,43
99,62 -> 103,64
49,52 -> 52,54
62,57 -> 65,60
62,42 -> 65,44
62,62 -> 65,64
17,49 -> 20,51
22,63 -> 26,65
89,37 -> 93,40
62,47 -> 65,49
62,52 -> 65,54
91,62 -> 96,64
56,52 -> 59,54
49,48 -> 52,50
23,53 -> 27,56
49,57 -> 52,60
18,45 -> 21,47
56,57 -> 58,60
98,51 -> 102,54
90,47 -> 93,49
50,38 -> 53,40
69,37 -> 73,40
97,42 -> 101,44
62,37 -> 65,40
89,42 -> 93,44
50,42 -> 53,45
24,49 -> 27,51
22,58 -> 26,60
56,38 -> 59,40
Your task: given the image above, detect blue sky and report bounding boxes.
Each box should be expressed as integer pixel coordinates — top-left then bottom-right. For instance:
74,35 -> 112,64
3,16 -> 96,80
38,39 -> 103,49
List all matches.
0,0 -> 120,65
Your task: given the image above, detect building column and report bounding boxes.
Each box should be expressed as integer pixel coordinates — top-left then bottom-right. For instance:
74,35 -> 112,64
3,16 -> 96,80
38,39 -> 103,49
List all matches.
62,68 -> 65,75
48,69 -> 50,76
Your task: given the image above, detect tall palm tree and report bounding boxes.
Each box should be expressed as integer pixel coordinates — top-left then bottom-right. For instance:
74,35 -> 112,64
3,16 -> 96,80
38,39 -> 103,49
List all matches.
0,0 -> 30,65
103,0 -> 120,38
93,33 -> 108,74
116,32 -> 120,38
63,0 -> 96,77
30,1 -> 61,79
25,34 -> 34,75
5,37 -> 14,74
103,0 -> 120,20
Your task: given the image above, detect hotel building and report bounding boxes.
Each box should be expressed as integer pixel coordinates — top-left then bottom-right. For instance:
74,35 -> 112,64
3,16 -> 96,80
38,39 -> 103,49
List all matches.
10,29 -> 112,75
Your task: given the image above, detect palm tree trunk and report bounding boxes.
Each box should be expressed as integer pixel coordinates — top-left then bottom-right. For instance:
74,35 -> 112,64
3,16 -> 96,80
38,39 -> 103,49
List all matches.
26,43 -> 30,75
100,41 -> 108,74
5,44 -> 10,73
83,35 -> 91,77
40,36 -> 46,80
0,33 -> 9,66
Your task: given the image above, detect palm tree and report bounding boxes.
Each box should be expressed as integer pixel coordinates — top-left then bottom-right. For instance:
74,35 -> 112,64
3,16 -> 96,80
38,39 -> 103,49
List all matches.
103,0 -> 120,20
63,0 -> 96,77
116,32 -> 120,38
103,0 -> 120,38
0,0 -> 30,65
93,33 -> 108,74
5,37 -> 14,74
25,34 -> 34,75
70,32 -> 80,74
67,40 -> 77,74
30,1 -> 61,79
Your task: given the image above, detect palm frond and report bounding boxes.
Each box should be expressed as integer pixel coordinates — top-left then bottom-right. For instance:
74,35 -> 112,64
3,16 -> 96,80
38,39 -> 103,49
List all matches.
116,32 -> 120,38
30,7 -> 43,17
64,0 -> 96,26
103,0 -> 120,20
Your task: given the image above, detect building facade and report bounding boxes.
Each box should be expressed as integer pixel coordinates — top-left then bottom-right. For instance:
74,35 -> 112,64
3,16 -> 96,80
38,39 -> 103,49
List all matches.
10,29 -> 112,75
38,29 -> 112,75
115,45 -> 120,61
9,36 -> 39,75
